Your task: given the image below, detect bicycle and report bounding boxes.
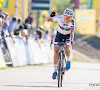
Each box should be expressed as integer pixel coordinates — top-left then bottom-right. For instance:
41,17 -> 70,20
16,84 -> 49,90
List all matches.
57,42 -> 68,87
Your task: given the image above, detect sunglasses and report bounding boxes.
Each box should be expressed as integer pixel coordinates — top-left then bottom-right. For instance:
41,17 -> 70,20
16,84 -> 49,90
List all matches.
64,17 -> 71,20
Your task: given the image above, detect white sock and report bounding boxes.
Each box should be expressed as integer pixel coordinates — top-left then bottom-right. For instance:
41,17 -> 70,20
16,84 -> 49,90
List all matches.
54,64 -> 57,72
67,56 -> 71,61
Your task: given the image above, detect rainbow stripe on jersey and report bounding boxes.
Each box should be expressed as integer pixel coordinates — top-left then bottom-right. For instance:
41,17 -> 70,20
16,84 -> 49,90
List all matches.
59,25 -> 70,31
59,25 -> 74,31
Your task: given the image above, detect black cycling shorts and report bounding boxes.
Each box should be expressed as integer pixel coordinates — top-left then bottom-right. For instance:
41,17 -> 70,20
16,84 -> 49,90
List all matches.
54,31 -> 70,46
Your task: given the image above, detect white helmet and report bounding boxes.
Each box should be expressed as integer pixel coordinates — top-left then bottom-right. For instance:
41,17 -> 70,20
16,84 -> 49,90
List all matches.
63,8 -> 74,17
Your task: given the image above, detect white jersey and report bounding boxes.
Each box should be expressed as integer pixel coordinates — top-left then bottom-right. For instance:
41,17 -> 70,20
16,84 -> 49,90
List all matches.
52,15 -> 75,35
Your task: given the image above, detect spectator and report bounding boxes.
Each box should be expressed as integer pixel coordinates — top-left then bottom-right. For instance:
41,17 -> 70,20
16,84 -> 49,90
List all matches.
0,18 -> 4,40
36,30 -> 42,39
36,26 -> 45,39
50,29 -> 56,49
0,14 -> 5,23
14,25 -> 24,36
8,16 -> 17,43
0,21 -> 9,49
1,21 -> 9,39
14,18 -> 22,31
32,31 -> 39,40
21,29 -> 28,44
0,13 -> 8,24
0,12 -> 8,44
3,12 -> 8,21
27,13 -> 33,25
50,29 -> 56,41
0,13 -> 8,28
0,12 -> 8,39
23,19 -> 32,35
44,30 -> 49,40
22,29 -> 28,37
23,19 -> 29,30
0,17 -> 3,27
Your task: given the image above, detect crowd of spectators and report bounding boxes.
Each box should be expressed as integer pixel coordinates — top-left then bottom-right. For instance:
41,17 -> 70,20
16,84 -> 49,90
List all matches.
0,11 -> 56,49
0,11 -> 33,45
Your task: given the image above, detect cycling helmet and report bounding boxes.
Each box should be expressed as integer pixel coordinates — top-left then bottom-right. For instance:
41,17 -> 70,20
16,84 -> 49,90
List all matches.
63,8 -> 74,17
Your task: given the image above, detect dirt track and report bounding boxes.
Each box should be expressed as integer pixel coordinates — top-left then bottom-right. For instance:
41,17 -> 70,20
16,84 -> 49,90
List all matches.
74,33 -> 100,62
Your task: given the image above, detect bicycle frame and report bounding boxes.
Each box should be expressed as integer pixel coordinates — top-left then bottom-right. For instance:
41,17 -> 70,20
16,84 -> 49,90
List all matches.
59,45 -> 66,71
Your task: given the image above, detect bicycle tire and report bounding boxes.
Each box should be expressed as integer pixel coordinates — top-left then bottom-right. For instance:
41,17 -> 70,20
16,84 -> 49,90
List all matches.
58,52 -> 61,87
61,73 -> 63,87
60,52 -> 64,87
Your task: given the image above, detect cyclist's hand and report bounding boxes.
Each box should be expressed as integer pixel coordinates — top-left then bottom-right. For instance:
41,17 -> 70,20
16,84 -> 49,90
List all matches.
52,10 -> 57,16
71,41 -> 75,45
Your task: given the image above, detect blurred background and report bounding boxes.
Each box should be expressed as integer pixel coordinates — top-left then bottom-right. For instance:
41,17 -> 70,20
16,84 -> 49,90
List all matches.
0,0 -> 100,68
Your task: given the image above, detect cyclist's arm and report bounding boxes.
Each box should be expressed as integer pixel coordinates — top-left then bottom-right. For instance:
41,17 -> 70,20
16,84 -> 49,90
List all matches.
45,10 -> 57,22
70,27 -> 74,41
70,19 -> 75,41
45,16 -> 53,22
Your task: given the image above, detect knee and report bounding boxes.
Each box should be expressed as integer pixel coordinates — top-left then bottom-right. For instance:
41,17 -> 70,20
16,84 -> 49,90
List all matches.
54,50 -> 59,55
67,48 -> 70,52
65,46 -> 70,52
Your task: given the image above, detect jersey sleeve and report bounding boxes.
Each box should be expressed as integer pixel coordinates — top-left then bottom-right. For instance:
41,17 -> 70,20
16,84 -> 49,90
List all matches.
70,19 -> 75,28
52,16 -> 61,22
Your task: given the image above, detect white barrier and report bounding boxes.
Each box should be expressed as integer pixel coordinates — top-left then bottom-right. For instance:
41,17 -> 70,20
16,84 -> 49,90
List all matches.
5,38 -> 30,67
27,39 -> 42,64
40,42 -> 53,63
28,39 -> 53,64
5,37 -> 53,67
0,45 -> 6,68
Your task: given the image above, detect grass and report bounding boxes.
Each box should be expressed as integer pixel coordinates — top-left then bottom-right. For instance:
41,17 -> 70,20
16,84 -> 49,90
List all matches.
0,63 -> 53,70
72,55 -> 89,62
0,54 -> 90,70
75,33 -> 100,40
0,66 -> 9,69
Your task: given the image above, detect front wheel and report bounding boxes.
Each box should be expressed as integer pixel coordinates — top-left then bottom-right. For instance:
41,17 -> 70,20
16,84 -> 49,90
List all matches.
58,52 -> 63,87
58,52 -> 61,87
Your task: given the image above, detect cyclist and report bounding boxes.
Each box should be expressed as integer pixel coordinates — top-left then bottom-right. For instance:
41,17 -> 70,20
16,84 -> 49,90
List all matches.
45,8 -> 75,79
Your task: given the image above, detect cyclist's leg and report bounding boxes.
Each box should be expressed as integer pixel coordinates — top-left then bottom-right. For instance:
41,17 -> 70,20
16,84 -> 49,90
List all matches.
64,34 -> 71,61
52,31 -> 61,79
54,45 -> 60,72
63,34 -> 71,69
64,44 -> 70,60
52,45 -> 60,79
64,44 -> 71,69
